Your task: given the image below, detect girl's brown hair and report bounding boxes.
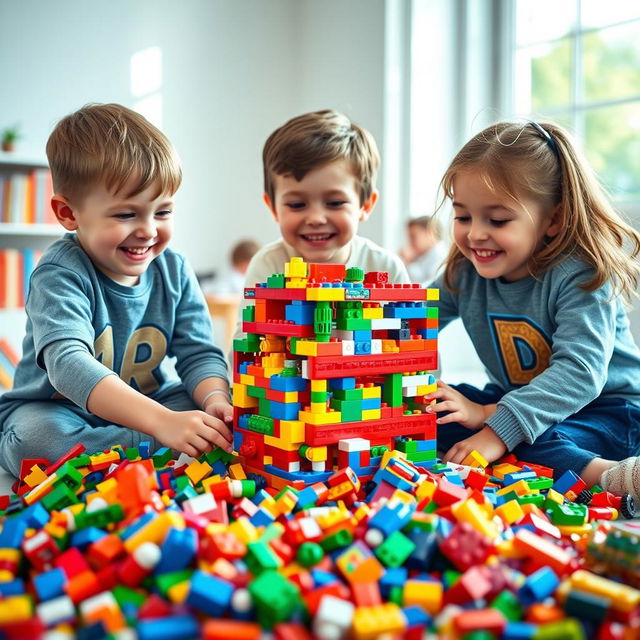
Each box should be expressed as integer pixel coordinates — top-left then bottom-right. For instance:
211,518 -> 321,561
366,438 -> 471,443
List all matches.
440,121 -> 640,300
46,103 -> 182,204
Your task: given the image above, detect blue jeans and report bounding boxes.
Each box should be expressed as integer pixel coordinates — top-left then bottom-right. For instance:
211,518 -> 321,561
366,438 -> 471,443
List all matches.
437,384 -> 640,478
0,383 -> 197,477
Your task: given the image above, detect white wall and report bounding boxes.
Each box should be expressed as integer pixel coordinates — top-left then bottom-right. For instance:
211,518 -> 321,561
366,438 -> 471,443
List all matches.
0,0 -> 391,274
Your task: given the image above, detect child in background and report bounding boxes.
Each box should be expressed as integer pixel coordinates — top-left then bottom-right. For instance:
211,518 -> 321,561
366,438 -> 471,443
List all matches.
243,109 -> 410,290
0,104 -> 232,476
207,239 -> 260,295
426,120 -> 640,499
399,215 -> 448,285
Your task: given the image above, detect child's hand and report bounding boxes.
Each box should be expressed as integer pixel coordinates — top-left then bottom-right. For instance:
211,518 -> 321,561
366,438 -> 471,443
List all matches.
425,381 -> 491,430
203,397 -> 234,429
155,409 -> 233,458
442,426 -> 507,465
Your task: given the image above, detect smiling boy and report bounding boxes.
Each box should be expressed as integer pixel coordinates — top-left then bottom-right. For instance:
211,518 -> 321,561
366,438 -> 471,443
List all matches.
243,110 -> 410,289
0,104 -> 232,476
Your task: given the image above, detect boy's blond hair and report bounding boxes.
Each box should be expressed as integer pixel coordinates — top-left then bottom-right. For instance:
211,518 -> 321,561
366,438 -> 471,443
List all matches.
46,103 -> 182,204
440,121 -> 640,300
263,109 -> 380,205
408,215 -> 442,241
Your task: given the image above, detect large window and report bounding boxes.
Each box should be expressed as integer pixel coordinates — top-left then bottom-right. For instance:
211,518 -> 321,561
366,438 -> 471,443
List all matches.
514,1 -> 640,205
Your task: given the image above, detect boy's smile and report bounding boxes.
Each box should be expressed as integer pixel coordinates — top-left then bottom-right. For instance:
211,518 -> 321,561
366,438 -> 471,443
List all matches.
52,178 -> 174,286
452,171 -> 559,282
267,159 -> 376,264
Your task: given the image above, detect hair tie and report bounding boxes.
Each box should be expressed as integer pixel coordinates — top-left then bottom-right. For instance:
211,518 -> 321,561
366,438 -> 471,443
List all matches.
528,121 -> 560,158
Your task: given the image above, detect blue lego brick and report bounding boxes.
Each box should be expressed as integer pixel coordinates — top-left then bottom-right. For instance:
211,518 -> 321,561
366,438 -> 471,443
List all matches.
17,502 -> 50,529
285,301 -> 315,325
417,328 -> 439,339
552,470 -> 581,495
137,615 -> 200,640
249,508 -> 275,528
379,567 -> 408,596
383,302 -> 428,319
311,569 -> 340,588
155,527 -> 198,575
403,604 -> 432,628
0,578 -> 25,598
503,470 -> 538,485
368,499 -> 415,537
119,511 -> 156,541
503,621 -> 536,640
270,374 -> 308,392
233,429 -> 245,453
70,527 -> 107,550
263,464 -> 333,484
386,457 -> 421,482
352,330 -> 372,341
185,570 -> 234,616
296,485 -> 323,508
413,439 -> 437,452
404,529 -> 439,572
442,471 -> 465,486
0,516 -> 28,548
328,377 -> 356,390
517,566 -> 560,605
361,398 -> 381,411
268,400 -> 302,420
33,567 -> 66,601
239,361 -> 250,374
354,341 -> 372,354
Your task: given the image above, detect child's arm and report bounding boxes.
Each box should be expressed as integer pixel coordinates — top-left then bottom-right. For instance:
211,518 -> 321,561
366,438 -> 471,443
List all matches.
442,427 -> 507,465
426,381 -> 496,429
86,374 -> 232,457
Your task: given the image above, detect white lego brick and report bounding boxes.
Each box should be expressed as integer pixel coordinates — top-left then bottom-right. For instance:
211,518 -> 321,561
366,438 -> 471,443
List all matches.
402,373 -> 436,386
299,516 -> 324,538
333,329 -> 355,340
371,339 -> 382,354
370,318 -> 402,330
342,340 -> 355,356
402,386 -> 418,397
311,461 -> 325,472
288,462 -> 300,472
301,359 -> 309,378
313,595 -> 355,638
182,492 -> 217,516
338,438 -> 371,452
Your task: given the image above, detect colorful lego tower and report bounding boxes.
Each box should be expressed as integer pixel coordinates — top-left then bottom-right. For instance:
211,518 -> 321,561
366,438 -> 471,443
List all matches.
232,258 -> 439,489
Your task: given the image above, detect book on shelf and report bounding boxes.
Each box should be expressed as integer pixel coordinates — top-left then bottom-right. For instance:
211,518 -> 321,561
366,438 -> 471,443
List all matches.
0,248 -> 42,309
0,167 -> 54,225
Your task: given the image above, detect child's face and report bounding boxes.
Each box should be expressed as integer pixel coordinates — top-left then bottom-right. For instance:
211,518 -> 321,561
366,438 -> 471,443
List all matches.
451,170 -> 559,282
53,178 -> 174,286
408,225 -> 436,254
265,159 -> 376,264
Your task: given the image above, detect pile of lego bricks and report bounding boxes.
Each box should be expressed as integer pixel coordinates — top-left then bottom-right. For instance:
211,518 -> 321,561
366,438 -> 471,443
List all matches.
0,442 -> 638,639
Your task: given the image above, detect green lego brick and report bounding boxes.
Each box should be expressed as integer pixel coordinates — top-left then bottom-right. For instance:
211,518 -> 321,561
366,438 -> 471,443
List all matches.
267,273 -> 285,288
374,530 -> 415,568
332,388 -> 364,401
335,317 -> 371,331
310,391 -> 329,403
296,542 -> 324,568
242,305 -> 256,322
248,385 -> 267,399
233,333 -> 261,353
526,476 -> 554,491
67,454 -> 92,468
156,570 -> 194,597
247,414 -> 275,436
248,570 -> 302,629
516,493 -> 545,507
320,528 -> 353,552
346,267 -> 364,282
329,398 -> 362,422
491,589 -> 523,622
55,463 -> 84,491
245,541 -> 281,574
395,438 -> 418,453
152,447 -> 172,468
314,302 -> 333,342
41,484 -> 78,512
406,450 -> 437,463
383,373 -> 403,407
427,307 -> 438,318
125,447 -> 140,461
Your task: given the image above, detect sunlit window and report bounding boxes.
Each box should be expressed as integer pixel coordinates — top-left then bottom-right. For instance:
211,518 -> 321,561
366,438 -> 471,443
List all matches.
514,1 -> 640,203
130,47 -> 163,128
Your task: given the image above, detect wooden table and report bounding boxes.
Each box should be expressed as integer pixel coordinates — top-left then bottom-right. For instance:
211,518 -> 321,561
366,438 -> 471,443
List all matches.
205,293 -> 241,352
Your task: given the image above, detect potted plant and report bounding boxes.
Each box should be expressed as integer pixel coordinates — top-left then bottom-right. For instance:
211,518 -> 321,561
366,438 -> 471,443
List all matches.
1,125 -> 21,152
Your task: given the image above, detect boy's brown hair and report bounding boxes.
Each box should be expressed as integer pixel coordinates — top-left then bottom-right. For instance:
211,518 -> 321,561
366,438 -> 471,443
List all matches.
263,109 -> 380,205
46,103 -> 182,204
407,215 -> 442,241
230,239 -> 260,267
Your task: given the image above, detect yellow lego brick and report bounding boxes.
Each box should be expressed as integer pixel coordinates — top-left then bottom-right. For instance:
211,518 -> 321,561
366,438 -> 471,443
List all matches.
260,336 -> 286,353
185,460 -> 213,485
90,451 -> 120,469
310,402 -> 328,414
124,511 -> 185,553
380,449 -> 407,469
264,435 -> 301,451
310,379 -> 328,392
426,288 -> 439,301
570,569 -> 640,613
167,580 -> 190,604
497,479 -> 531,497
363,307 -> 384,319
24,473 -> 57,505
545,488 -> 564,505
233,383 -> 259,409
279,420 -> 305,443
494,499 -> 525,525
415,479 -> 436,502
264,456 -> 273,465
306,287 -> 345,301
286,277 -> 308,288
200,475 -> 224,494
24,464 -> 48,488
302,446 -> 327,462
228,463 -> 247,480
362,408 -> 381,421
239,373 -> 256,386
0,548 -> 20,564
416,383 -> 437,395
557,524 -> 593,537
491,462 -> 522,479
461,450 -> 489,468
0,595 -> 32,624
274,492 -> 297,516
298,410 -> 342,425
227,517 -> 259,544
94,477 -> 118,503
284,257 -> 308,278
361,386 -> 381,399
451,499 -> 500,539
292,340 -> 318,357
403,580 -> 443,615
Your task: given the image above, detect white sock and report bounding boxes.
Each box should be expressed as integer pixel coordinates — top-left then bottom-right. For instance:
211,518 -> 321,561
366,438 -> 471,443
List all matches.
600,457 -> 640,498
